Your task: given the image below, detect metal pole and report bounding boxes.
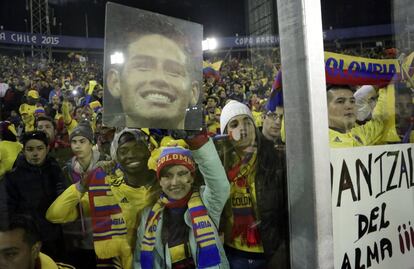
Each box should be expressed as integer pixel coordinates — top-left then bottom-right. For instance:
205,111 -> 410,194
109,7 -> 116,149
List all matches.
44,0 -> 51,61
30,0 -> 34,57
85,13 -> 89,38
275,0 -> 333,268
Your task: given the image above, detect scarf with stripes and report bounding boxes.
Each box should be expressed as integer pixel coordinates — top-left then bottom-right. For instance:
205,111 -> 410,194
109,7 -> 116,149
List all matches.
227,151 -> 260,247
141,192 -> 221,269
88,167 -> 131,268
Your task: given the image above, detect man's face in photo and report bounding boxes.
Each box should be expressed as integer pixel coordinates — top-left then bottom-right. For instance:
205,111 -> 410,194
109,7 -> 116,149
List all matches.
108,34 -> 198,128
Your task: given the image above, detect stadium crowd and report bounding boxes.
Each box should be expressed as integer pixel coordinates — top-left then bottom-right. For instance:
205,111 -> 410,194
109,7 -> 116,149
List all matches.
0,43 -> 413,269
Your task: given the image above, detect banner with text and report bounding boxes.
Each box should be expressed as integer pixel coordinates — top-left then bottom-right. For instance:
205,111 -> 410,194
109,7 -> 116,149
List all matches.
325,52 -> 399,86
331,144 -> 414,269
0,31 -> 103,49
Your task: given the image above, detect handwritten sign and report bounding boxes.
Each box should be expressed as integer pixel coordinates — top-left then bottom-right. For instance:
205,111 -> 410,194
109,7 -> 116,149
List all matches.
331,144 -> 414,269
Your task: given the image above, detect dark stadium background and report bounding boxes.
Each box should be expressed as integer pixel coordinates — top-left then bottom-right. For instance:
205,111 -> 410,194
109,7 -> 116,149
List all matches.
0,0 -> 391,38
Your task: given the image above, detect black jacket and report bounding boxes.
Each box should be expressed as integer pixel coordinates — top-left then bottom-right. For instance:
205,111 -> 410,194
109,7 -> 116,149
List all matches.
256,134 -> 290,269
0,154 -> 66,242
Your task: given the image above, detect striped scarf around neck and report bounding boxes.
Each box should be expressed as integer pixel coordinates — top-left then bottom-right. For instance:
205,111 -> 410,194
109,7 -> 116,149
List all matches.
141,192 -> 221,269
227,151 -> 261,247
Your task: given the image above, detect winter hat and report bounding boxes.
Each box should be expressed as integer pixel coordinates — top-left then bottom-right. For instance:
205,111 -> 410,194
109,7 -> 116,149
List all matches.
69,120 -> 94,143
20,131 -> 49,147
156,147 -> 195,179
220,100 -> 253,134
110,128 -> 150,162
27,90 -> 40,99
34,106 -> 46,116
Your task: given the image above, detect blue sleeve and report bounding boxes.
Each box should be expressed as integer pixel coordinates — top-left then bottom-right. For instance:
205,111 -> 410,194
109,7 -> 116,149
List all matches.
192,138 -> 230,226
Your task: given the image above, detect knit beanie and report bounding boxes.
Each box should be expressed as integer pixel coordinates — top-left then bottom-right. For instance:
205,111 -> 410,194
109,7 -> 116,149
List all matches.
20,131 -> 49,147
110,128 -> 149,162
69,120 -> 94,143
156,147 -> 195,179
27,90 -> 39,99
220,100 -> 254,134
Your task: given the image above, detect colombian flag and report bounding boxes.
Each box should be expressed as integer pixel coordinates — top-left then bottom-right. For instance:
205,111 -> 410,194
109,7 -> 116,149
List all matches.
203,61 -> 222,80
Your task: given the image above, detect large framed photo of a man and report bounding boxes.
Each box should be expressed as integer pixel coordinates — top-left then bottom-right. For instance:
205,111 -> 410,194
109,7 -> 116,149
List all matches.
103,2 -> 203,130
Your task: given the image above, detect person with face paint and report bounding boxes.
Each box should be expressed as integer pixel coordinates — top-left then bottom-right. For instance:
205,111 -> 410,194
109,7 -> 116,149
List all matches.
47,128 -> 160,269
219,100 -> 290,269
0,131 -> 66,262
133,134 -> 230,269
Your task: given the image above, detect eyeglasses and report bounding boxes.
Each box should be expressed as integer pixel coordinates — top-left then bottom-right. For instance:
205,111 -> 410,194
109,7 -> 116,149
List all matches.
265,113 -> 283,120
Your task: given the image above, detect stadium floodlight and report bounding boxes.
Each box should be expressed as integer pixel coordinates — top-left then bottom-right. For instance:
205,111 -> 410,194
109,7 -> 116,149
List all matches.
202,40 -> 209,51
202,37 -> 218,51
110,52 -> 124,64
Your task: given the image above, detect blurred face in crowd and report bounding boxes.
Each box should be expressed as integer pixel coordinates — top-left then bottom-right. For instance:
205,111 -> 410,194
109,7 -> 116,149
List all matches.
11,77 -> 19,86
51,95 -> 60,106
233,84 -> 242,94
36,120 -> 56,142
74,106 -> 93,122
206,77 -> 215,85
107,34 -> 199,129
0,229 -> 41,269
117,136 -> 150,175
206,97 -> 217,109
71,136 -> 93,160
41,81 -> 49,88
395,93 -> 413,132
23,139 -> 48,166
226,115 -> 256,150
96,89 -> 103,99
97,127 -> 115,157
327,88 -> 356,131
218,89 -> 226,99
159,165 -> 193,200
262,107 -> 284,141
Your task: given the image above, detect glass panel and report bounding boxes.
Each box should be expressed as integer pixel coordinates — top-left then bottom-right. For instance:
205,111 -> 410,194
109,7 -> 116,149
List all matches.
318,1 -> 414,269
0,2 -> 292,269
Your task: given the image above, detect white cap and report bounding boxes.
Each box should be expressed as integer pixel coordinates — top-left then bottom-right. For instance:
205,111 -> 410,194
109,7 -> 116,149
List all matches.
220,100 -> 254,134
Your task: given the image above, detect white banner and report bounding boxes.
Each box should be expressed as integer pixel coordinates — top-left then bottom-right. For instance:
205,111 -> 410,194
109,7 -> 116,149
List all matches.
331,144 -> 414,269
